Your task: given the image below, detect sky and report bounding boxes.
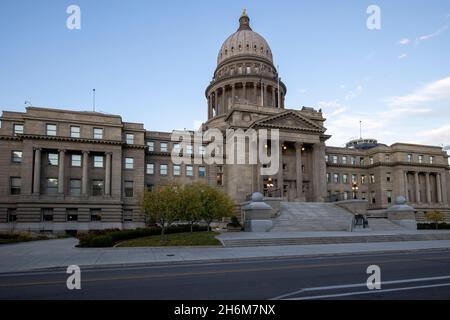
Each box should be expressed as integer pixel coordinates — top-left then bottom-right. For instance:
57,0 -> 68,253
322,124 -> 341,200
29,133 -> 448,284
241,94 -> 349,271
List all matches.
1,0 -> 450,150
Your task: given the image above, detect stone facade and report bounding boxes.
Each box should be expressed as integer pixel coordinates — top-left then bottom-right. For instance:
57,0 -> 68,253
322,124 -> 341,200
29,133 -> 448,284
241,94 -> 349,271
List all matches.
1,11 -> 449,232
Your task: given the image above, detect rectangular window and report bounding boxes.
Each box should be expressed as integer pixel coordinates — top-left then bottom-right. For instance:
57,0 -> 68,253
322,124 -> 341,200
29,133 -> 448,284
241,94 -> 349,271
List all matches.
46,124 -> 57,136
146,163 -> 154,175
173,143 -> 181,155
94,155 -> 104,168
46,178 -> 58,194
186,165 -> 194,177
370,174 -> 375,184
326,173 -> 331,183
362,192 -> 366,200
325,155 -> 329,162
360,157 -> 365,165
160,142 -> 168,152
10,177 -> 21,195
361,175 -> 366,184
71,154 -> 82,167
342,174 -> 349,184
69,179 -> 81,196
199,166 -> 206,177
147,141 -> 154,152
48,153 -> 59,166
173,165 -> 181,176
371,192 -> 376,204
199,146 -> 205,155
333,173 -> 339,184
126,133 -> 134,144
93,128 -> 103,139
217,166 -> 223,186
407,154 -> 412,162
369,157 -> 374,165
418,155 -> 424,163
351,157 -> 356,165
385,154 -> 390,162
13,124 -> 24,136
430,156 -> 434,164
387,191 -> 392,204
90,209 -> 102,222
160,164 -> 168,175
7,208 -> 17,222
123,209 -> 133,222
66,209 -> 78,222
386,172 -> 391,183
352,174 -> 357,184
342,156 -> 347,164
125,157 -> 134,169
42,208 -> 54,222
124,181 -> 134,197
70,126 -> 80,138
186,145 -> 193,155
332,155 -> 338,164
11,151 -> 23,163
92,180 -> 104,196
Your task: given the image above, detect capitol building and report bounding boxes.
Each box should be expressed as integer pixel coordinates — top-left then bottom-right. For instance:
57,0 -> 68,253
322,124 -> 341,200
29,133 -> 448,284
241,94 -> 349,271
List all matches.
0,11 -> 449,232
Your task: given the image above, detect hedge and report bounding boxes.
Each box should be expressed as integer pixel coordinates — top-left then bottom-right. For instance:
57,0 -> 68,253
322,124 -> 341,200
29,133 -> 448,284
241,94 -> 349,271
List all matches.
417,223 -> 450,230
77,224 -> 208,248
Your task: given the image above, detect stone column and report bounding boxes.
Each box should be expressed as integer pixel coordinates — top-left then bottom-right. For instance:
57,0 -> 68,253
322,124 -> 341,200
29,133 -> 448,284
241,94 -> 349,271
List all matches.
278,140 -> 284,197
425,172 -> 431,203
243,82 -> 247,102
295,142 -> 303,200
260,83 -> 265,107
271,87 -> 275,107
215,89 -> 219,114
105,152 -> 112,196
281,94 -> 285,108
82,151 -> 89,196
312,143 -> 327,202
207,95 -> 212,118
33,148 -> 41,194
58,150 -> 65,194
414,172 -> 420,203
231,84 -> 236,106
437,173 -> 443,203
253,82 -> 258,105
404,171 -> 409,202
222,86 -> 226,113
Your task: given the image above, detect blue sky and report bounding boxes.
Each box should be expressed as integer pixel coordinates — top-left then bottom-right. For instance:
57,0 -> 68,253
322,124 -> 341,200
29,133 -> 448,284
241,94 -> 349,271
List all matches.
1,0 -> 450,148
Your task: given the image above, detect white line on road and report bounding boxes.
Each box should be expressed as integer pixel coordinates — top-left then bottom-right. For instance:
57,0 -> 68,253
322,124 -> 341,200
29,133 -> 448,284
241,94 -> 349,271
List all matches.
271,275 -> 450,300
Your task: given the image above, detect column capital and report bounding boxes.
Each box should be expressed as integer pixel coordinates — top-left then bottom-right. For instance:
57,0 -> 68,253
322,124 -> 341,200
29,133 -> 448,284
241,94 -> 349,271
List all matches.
295,142 -> 304,148
33,147 -> 42,151
58,149 -> 66,153
82,150 -> 90,155
105,151 -> 113,155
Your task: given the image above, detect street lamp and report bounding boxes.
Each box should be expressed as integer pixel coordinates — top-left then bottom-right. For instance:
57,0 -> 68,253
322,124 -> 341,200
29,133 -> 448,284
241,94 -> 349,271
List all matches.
351,183 -> 359,199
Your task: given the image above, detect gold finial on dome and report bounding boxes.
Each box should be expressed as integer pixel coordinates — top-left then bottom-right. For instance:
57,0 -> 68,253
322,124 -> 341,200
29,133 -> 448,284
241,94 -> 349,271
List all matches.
242,8 -> 247,17
238,7 -> 252,31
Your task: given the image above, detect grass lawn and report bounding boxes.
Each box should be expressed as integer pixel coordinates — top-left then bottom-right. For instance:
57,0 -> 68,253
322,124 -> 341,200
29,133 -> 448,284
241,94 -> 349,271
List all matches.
0,232 -> 50,245
116,231 -> 222,247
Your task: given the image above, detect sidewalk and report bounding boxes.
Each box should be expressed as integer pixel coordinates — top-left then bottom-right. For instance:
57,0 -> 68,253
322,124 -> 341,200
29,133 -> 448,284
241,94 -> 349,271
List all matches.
1,237 -> 450,273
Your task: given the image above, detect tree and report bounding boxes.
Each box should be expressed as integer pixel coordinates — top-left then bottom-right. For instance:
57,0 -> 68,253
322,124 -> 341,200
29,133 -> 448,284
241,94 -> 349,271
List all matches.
197,184 -> 235,231
426,211 -> 445,230
140,184 -> 181,241
179,183 -> 203,232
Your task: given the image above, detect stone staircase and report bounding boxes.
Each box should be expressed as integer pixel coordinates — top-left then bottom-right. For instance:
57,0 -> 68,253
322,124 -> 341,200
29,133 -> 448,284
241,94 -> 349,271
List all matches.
366,218 -> 405,231
270,202 -> 354,232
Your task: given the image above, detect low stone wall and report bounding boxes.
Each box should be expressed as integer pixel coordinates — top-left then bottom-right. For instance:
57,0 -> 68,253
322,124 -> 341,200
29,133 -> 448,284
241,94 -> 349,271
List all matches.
335,200 -> 368,215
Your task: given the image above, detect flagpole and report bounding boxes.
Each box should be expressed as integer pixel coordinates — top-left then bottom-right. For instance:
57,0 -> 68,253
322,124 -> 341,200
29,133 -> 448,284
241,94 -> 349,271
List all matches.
277,65 -> 281,108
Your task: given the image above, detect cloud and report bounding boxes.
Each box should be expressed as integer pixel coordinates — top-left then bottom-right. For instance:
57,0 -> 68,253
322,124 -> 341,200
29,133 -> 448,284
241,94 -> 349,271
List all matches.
416,25 -> 448,43
344,85 -> 363,101
416,124 -> 450,147
387,76 -> 450,107
398,53 -> 407,59
397,38 -> 410,45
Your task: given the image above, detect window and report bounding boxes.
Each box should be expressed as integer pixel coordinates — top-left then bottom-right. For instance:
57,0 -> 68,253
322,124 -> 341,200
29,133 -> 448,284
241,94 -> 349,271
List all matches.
70,179 -> 81,196
198,146 -> 205,155
325,155 -> 329,162
360,157 -> 365,165
93,128 -> 103,139
332,155 -> 338,164
46,178 -> 58,194
125,157 -> 134,169
160,164 -> 168,175
387,191 -> 392,204
90,209 -> 102,222
10,177 -> 21,195
123,209 -> 133,222
67,209 -> 78,222
92,180 -> 104,196
351,157 -> 356,165
146,163 -> 154,175
70,126 -> 80,138
13,124 -> 23,136
71,154 -> 82,167
160,142 -> 168,152
173,165 -> 181,176
361,175 -> 366,184
11,151 -> 23,163
371,192 -> 376,204
342,156 -> 347,164
369,157 -> 374,165
186,145 -> 193,155
186,165 -> 194,177
361,192 -> 367,200
147,141 -> 155,152
407,154 -> 412,162
352,174 -> 357,184
7,209 -> 17,222
217,166 -> 223,186
342,174 -> 349,184
419,155 -> 424,164
385,154 -> 390,162
126,133 -> 134,144
333,173 -> 339,184
124,181 -> 134,197
46,124 -> 57,136
42,209 -> 54,222
370,174 -> 375,184
430,156 -> 434,164
173,144 -> 181,154
199,166 -> 206,177
326,173 -> 331,183
386,172 -> 391,183
94,155 -> 104,168
48,153 -> 59,166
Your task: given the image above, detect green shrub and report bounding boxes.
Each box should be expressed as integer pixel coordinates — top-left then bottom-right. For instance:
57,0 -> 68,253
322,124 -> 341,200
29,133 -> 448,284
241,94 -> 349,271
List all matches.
417,223 -> 450,230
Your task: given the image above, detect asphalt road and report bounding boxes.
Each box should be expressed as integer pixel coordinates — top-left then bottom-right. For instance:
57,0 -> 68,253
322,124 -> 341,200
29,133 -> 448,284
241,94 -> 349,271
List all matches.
1,249 -> 450,300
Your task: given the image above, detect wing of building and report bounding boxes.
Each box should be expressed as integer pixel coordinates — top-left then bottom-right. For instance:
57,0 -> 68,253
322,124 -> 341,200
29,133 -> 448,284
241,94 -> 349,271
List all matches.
1,11 -> 449,232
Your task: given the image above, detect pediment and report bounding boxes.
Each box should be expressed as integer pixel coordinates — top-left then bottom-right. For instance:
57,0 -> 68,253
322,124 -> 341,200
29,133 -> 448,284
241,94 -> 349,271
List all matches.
251,111 -> 325,133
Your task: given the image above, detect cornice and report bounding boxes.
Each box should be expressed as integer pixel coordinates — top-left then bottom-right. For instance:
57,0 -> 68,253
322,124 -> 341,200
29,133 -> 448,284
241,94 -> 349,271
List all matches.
327,161 -> 450,170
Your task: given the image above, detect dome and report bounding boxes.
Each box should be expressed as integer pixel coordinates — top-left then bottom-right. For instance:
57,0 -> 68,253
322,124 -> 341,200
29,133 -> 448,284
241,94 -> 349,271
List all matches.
217,10 -> 273,65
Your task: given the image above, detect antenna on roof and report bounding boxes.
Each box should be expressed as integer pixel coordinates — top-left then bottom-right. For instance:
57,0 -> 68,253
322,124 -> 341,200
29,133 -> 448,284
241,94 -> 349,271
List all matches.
92,89 -> 96,112
24,101 -> 33,107
359,120 -> 362,139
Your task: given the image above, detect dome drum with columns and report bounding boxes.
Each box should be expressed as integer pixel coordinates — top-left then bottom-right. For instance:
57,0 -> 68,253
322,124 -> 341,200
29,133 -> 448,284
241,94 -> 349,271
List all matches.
205,10 -> 287,120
